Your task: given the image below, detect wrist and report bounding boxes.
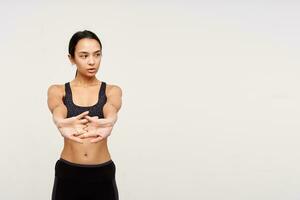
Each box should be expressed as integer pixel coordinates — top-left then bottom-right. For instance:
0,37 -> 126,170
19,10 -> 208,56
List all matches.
53,116 -> 64,128
107,115 -> 118,125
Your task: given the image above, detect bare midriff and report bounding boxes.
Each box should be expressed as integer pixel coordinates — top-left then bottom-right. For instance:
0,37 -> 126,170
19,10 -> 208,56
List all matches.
60,137 -> 111,165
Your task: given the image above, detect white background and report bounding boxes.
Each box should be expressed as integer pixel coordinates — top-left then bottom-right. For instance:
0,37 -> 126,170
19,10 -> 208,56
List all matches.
0,1 -> 300,199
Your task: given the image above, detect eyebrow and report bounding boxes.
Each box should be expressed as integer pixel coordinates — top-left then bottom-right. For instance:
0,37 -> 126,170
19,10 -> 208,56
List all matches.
78,50 -> 101,54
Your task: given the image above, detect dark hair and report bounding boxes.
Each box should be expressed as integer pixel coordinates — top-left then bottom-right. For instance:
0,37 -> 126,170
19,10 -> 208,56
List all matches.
68,30 -> 102,77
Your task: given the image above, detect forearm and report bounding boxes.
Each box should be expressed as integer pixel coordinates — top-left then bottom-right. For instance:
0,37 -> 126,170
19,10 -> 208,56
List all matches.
103,103 -> 118,124
102,85 -> 122,124
52,105 -> 67,127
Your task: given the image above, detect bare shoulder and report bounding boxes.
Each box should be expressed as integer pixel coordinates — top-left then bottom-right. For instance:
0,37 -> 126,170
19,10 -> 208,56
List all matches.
105,83 -> 122,97
47,83 -> 66,113
47,83 -> 65,98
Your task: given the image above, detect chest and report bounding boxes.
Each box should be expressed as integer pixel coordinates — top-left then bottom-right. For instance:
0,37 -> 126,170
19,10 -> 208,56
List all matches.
70,86 -> 100,107
63,82 -> 107,118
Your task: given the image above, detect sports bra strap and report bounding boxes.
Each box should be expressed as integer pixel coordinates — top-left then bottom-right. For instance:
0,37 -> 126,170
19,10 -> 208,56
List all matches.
64,82 -> 71,99
64,81 -> 105,101
99,82 -> 106,97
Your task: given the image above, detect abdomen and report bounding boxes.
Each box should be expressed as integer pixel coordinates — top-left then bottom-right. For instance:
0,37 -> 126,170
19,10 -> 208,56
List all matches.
60,138 -> 111,164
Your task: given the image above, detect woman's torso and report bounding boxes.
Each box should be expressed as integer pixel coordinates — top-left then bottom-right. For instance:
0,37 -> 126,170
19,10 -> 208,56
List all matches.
59,80 -> 111,164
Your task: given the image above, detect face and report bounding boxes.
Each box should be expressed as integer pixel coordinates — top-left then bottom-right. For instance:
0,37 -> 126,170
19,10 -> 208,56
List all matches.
69,38 -> 102,77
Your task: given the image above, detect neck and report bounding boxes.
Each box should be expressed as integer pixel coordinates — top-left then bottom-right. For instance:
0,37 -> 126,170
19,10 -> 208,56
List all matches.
72,74 -> 100,87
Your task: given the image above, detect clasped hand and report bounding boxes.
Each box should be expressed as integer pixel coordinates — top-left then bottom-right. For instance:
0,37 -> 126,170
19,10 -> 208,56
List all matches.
56,111 -> 116,144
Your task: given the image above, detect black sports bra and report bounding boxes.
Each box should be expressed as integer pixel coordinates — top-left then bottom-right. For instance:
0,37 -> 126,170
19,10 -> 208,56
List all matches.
63,81 -> 107,118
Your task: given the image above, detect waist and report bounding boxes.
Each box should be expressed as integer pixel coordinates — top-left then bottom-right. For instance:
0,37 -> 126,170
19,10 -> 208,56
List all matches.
55,158 -> 116,181
61,138 -> 111,164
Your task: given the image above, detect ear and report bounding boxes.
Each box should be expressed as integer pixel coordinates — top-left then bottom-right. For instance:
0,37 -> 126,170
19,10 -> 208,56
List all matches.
68,54 -> 75,65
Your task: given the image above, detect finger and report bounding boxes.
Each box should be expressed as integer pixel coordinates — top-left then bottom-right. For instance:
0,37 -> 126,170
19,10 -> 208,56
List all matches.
77,123 -> 88,129
89,115 -> 99,118
76,125 -> 89,135
69,135 -> 84,144
84,115 -> 96,121
78,134 -> 98,139
82,125 -> 88,131
76,129 -> 90,138
57,117 -> 73,126
74,124 -> 87,134
79,118 -> 89,124
84,115 -> 98,122
76,111 -> 90,119
84,115 -> 98,118
80,132 -> 98,139
74,129 -> 88,136
90,136 -> 104,143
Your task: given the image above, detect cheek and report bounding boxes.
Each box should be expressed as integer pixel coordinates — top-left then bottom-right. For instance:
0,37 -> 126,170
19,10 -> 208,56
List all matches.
76,60 -> 87,67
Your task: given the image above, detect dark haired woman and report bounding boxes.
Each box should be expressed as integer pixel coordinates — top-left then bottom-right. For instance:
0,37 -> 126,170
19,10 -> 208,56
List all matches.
47,30 -> 122,200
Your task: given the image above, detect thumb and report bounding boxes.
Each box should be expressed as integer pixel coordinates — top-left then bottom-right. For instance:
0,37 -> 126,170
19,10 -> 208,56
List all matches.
84,115 -> 97,122
76,111 -> 89,119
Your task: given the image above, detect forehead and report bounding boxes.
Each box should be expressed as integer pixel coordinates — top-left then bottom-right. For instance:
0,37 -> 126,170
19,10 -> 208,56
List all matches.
75,38 -> 101,53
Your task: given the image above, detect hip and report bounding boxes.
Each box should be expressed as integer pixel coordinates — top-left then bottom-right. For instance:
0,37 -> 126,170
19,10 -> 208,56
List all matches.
54,158 -> 116,182
52,158 -> 119,200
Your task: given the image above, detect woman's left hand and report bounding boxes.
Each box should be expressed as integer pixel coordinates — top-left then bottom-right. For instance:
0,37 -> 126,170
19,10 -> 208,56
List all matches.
79,115 -> 116,143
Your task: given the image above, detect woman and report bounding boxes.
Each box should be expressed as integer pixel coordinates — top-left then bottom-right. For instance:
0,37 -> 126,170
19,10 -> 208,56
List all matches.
47,30 -> 122,200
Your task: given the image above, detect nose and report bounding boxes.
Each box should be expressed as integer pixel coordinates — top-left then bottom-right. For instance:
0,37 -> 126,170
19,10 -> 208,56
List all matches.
88,56 -> 95,65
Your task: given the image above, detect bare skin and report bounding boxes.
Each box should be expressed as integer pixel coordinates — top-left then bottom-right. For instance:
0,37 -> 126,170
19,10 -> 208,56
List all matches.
47,38 -> 122,165
53,82 -> 120,164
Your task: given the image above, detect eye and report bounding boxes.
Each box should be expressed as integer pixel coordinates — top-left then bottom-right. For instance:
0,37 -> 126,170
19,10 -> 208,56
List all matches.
80,55 -> 88,58
96,53 -> 101,57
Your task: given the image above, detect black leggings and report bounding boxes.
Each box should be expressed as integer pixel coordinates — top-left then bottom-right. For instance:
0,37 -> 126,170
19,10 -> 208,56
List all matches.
52,158 -> 119,200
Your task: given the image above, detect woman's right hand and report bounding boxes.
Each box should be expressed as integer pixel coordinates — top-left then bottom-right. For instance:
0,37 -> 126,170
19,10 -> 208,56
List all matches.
55,111 -> 90,143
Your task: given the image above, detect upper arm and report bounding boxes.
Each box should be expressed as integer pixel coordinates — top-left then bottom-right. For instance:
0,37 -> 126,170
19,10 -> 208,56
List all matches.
47,84 -> 65,113
106,84 -> 122,112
